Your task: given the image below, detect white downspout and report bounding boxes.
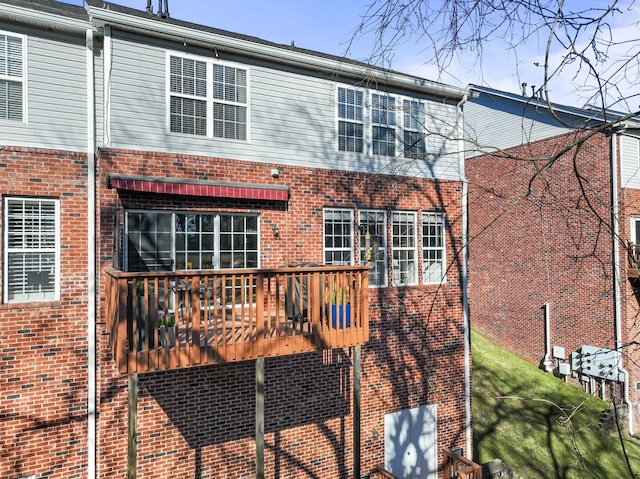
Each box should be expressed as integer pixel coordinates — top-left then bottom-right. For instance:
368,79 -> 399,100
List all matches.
611,132 -> 633,436
86,28 -> 97,479
542,303 -> 553,372
457,92 -> 472,458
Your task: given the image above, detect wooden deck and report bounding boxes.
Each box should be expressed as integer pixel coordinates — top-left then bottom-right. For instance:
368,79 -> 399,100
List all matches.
104,266 -> 370,374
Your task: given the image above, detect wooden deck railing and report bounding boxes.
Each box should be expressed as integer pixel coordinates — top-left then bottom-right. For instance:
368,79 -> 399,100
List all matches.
443,448 -> 482,479
103,266 -> 369,374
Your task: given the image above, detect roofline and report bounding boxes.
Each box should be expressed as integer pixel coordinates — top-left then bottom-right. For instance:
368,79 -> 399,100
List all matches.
86,2 -> 467,100
468,84 -> 634,125
0,3 -> 90,35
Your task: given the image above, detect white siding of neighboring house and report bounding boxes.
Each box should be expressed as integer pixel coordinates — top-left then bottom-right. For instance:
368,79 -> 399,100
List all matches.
620,134 -> 640,189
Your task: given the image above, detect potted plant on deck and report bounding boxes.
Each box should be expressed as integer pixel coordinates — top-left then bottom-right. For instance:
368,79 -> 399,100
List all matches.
158,309 -> 177,348
326,285 -> 351,329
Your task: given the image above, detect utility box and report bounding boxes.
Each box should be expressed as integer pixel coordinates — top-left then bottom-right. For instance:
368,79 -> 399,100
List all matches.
571,345 -> 620,380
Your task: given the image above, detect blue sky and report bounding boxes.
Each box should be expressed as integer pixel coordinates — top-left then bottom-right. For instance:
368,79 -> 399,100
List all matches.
63,0 -> 640,110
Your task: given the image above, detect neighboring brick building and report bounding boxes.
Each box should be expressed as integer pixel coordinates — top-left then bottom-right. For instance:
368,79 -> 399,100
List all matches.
465,85 -> 640,434
0,1 -> 472,478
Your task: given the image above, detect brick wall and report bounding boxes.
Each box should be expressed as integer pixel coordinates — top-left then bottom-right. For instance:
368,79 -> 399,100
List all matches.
467,132 -> 616,375
0,146 -> 89,479
96,149 -> 468,478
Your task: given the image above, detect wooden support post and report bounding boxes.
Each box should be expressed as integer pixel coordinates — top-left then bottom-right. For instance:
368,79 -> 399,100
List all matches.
353,346 -> 361,479
127,373 -> 138,479
256,358 -> 265,479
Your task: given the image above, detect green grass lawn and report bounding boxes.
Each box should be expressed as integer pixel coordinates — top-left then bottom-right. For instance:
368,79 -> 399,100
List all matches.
472,329 -> 640,479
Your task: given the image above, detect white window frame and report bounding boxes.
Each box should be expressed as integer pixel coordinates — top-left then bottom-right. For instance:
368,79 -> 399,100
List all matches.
358,209 -> 388,287
0,31 -> 26,123
630,216 -> 640,245
4,197 -> 60,303
323,208 -> 354,265
167,52 -> 250,141
124,210 -> 259,272
336,86 -> 364,154
336,85 -> 432,160
391,211 -> 418,286
371,93 -> 397,157
422,212 -> 446,284
403,99 -> 426,159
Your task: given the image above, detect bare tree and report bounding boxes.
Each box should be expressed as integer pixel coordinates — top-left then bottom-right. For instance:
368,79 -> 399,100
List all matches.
352,0 -> 640,114
350,2 -> 640,478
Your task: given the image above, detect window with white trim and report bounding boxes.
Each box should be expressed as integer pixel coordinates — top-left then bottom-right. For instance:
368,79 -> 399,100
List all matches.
324,208 -> 353,265
4,197 -> 59,302
337,87 -> 363,153
0,32 -> 24,122
403,99 -> 425,159
169,54 -> 248,140
392,211 -> 417,286
631,217 -> 640,246
422,212 -> 446,284
372,94 -> 396,157
359,210 -> 387,286
125,211 -> 258,272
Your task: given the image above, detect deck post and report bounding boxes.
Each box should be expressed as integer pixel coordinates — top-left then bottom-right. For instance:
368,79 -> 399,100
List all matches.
353,345 -> 361,479
127,373 -> 138,479
256,358 -> 265,479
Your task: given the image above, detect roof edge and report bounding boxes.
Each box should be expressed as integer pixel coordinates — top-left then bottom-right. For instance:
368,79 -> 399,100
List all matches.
86,2 -> 467,99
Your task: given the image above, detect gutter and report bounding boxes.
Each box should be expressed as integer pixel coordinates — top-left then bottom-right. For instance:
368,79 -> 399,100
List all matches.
457,90 -> 473,458
86,28 -> 97,479
85,5 -> 466,100
0,3 -> 90,35
611,131 -> 634,436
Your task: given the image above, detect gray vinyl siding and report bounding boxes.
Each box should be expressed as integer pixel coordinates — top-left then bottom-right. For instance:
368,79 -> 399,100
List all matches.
465,94 -> 576,156
105,32 -> 461,181
620,134 -> 640,189
0,26 -> 89,152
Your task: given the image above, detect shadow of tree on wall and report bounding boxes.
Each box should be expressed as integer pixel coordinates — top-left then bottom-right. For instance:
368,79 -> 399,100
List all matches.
99,89 -> 470,478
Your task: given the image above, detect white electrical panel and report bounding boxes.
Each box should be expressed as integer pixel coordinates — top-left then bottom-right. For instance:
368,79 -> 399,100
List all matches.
570,345 -> 620,380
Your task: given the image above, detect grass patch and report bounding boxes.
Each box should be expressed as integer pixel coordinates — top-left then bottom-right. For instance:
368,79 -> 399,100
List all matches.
472,329 -> 640,479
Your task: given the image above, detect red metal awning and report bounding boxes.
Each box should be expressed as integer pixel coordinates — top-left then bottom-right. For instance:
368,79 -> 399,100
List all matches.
107,174 -> 289,201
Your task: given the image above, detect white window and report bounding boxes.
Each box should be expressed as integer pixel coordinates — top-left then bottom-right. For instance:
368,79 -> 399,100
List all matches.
169,54 -> 248,140
630,217 -> 640,269
392,211 -> 417,286
359,210 -> 387,287
403,100 -> 425,159
125,211 -> 258,272
631,216 -> 640,245
422,212 -> 446,284
4,198 -> 59,303
337,87 -> 363,153
0,32 -> 25,122
372,94 -> 396,157
324,208 -> 353,265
